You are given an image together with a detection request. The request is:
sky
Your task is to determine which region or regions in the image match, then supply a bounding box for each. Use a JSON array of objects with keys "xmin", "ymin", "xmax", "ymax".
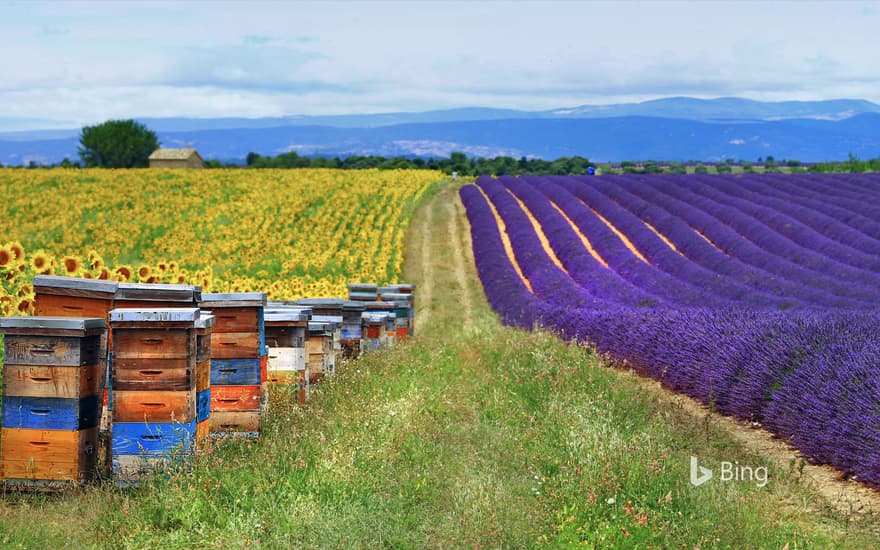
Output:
[{"xmin": 2, "ymin": 0, "xmax": 880, "ymax": 129}]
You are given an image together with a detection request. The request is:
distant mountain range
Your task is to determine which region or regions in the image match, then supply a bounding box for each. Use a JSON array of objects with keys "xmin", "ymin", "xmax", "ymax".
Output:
[{"xmin": 2, "ymin": 97, "xmax": 880, "ymax": 165}]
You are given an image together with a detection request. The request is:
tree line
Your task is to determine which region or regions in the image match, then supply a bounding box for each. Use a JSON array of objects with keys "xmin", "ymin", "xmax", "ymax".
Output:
[
  {"xmin": 4, "ymin": 119, "xmax": 880, "ymax": 175},
  {"xmin": 239, "ymin": 150, "xmax": 596, "ymax": 176}
]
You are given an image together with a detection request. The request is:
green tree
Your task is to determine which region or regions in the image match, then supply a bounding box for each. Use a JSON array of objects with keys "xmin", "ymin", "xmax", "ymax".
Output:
[{"xmin": 78, "ymin": 119, "xmax": 159, "ymax": 168}]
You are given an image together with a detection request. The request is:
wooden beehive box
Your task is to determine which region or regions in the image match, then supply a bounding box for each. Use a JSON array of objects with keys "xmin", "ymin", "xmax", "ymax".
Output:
[
  {"xmin": 33, "ymin": 276, "xmax": 118, "ymax": 322},
  {"xmin": 360, "ymin": 312, "xmax": 389, "ymax": 354},
  {"xmin": 1, "ymin": 316, "xmax": 106, "ymax": 489},
  {"xmin": 365, "ymin": 301, "xmax": 397, "ymax": 348},
  {"xmin": 33, "ymin": 275, "xmax": 118, "ymax": 429},
  {"xmin": 382, "ymin": 283, "xmax": 416, "ymax": 336},
  {"xmin": 264, "ymin": 308, "xmax": 311, "ymax": 405},
  {"xmin": 200, "ymin": 293, "xmax": 266, "ymax": 360},
  {"xmin": 306, "ymin": 321, "xmax": 334, "ymax": 383},
  {"xmin": 200, "ymin": 293, "xmax": 266, "ymax": 437},
  {"xmin": 108, "ymin": 308, "xmax": 203, "ymax": 481},
  {"xmin": 347, "ymin": 282, "xmax": 378, "ymax": 302},
  {"xmin": 114, "ymin": 282, "xmax": 201, "ymax": 309},
  {"xmin": 379, "ymin": 292, "xmax": 412, "ymax": 339},
  {"xmin": 341, "ymin": 301, "xmax": 365, "ymax": 357}
]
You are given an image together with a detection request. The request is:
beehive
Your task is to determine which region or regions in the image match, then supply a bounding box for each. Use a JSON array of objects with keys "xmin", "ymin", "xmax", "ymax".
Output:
[
  {"xmin": 341, "ymin": 301, "xmax": 365, "ymax": 357},
  {"xmin": 33, "ymin": 276, "xmax": 118, "ymax": 431},
  {"xmin": 306, "ymin": 321, "xmax": 334, "ymax": 382},
  {"xmin": 200, "ymin": 292, "xmax": 266, "ymax": 437},
  {"xmin": 365, "ymin": 301, "xmax": 397, "ymax": 348},
  {"xmin": 347, "ymin": 282, "xmax": 378, "ymax": 302},
  {"xmin": 378, "ymin": 292, "xmax": 412, "ymax": 339},
  {"xmin": 312, "ymin": 315, "xmax": 342, "ymax": 374},
  {"xmin": 360, "ymin": 312, "xmax": 390, "ymax": 353},
  {"xmin": 380, "ymin": 283, "xmax": 416, "ymax": 336},
  {"xmin": 108, "ymin": 308, "xmax": 203, "ymax": 482},
  {"xmin": 264, "ymin": 307, "xmax": 311, "ymax": 405},
  {"xmin": 1, "ymin": 316, "xmax": 106, "ymax": 490}
]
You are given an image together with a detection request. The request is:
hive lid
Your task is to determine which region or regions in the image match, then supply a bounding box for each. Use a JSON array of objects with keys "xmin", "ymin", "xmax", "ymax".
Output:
[
  {"xmin": 382, "ymin": 283, "xmax": 415, "ymax": 292},
  {"xmin": 365, "ymin": 301, "xmax": 395, "ymax": 310},
  {"xmin": 195, "ymin": 314, "xmax": 215, "ymax": 329},
  {"xmin": 308, "ymin": 321, "xmax": 335, "ymax": 333},
  {"xmin": 361, "ymin": 312, "xmax": 390, "ymax": 323},
  {"xmin": 265, "ymin": 310, "xmax": 311, "ymax": 322},
  {"xmin": 200, "ymin": 292, "xmax": 267, "ymax": 308},
  {"xmin": 109, "ymin": 308, "xmax": 200, "ymax": 323},
  {"xmin": 0, "ymin": 316, "xmax": 106, "ymax": 331},
  {"xmin": 342, "ymin": 301, "xmax": 366, "ymax": 311},
  {"xmin": 295, "ymin": 298, "xmax": 345, "ymax": 307},
  {"xmin": 312, "ymin": 315, "xmax": 343, "ymax": 324},
  {"xmin": 379, "ymin": 292, "xmax": 412, "ymax": 302},
  {"xmin": 33, "ymin": 275, "xmax": 118, "ymax": 296},
  {"xmin": 116, "ymin": 282, "xmax": 201, "ymax": 302},
  {"xmin": 347, "ymin": 282, "xmax": 378, "ymax": 292}
]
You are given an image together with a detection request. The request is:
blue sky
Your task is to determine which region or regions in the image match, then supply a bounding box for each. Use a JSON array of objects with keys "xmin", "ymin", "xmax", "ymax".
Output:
[{"xmin": 2, "ymin": 0, "xmax": 879, "ymax": 129}]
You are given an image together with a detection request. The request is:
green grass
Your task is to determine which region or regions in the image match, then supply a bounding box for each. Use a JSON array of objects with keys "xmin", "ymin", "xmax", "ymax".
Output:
[{"xmin": 1, "ymin": 181, "xmax": 878, "ymax": 547}]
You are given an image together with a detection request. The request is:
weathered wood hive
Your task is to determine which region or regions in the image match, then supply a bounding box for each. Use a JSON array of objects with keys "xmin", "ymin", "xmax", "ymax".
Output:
[
  {"xmin": 199, "ymin": 293, "xmax": 267, "ymax": 437},
  {"xmin": 1, "ymin": 316, "xmax": 106, "ymax": 490},
  {"xmin": 108, "ymin": 308, "xmax": 206, "ymax": 482}
]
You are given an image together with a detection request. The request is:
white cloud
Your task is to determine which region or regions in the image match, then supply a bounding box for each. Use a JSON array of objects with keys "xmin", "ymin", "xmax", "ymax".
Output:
[{"xmin": 1, "ymin": 0, "xmax": 879, "ymax": 126}]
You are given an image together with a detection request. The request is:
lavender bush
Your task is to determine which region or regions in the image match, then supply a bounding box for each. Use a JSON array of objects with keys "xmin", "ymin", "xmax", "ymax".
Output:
[{"xmin": 461, "ymin": 173, "xmax": 880, "ymax": 487}]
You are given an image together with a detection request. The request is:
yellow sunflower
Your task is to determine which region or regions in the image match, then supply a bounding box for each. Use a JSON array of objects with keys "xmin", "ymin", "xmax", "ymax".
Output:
[
  {"xmin": 115, "ymin": 265, "xmax": 133, "ymax": 282},
  {"xmin": 62, "ymin": 256, "xmax": 81, "ymax": 275},
  {"xmin": 9, "ymin": 241, "xmax": 25, "ymax": 262},
  {"xmin": 30, "ymin": 250, "xmax": 53, "ymax": 274},
  {"xmin": 17, "ymin": 297, "xmax": 34, "ymax": 314},
  {"xmin": 136, "ymin": 264, "xmax": 152, "ymax": 281},
  {"xmin": 0, "ymin": 245, "xmax": 13, "ymax": 268}
]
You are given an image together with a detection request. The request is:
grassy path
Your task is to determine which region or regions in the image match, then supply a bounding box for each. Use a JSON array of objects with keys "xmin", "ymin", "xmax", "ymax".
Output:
[{"xmin": 1, "ymin": 180, "xmax": 878, "ymax": 547}]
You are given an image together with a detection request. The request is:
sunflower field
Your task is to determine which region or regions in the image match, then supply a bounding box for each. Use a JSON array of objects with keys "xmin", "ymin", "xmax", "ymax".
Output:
[{"xmin": 0, "ymin": 168, "xmax": 440, "ymax": 315}]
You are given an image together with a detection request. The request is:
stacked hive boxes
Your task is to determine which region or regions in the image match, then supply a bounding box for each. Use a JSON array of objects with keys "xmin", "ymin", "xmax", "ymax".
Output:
[
  {"xmin": 200, "ymin": 293, "xmax": 267, "ymax": 437},
  {"xmin": 347, "ymin": 283, "xmax": 378, "ymax": 303},
  {"xmin": 378, "ymin": 291, "xmax": 413, "ymax": 339},
  {"xmin": 296, "ymin": 298, "xmax": 345, "ymax": 380},
  {"xmin": 387, "ymin": 283, "xmax": 416, "ymax": 336},
  {"xmin": 112, "ymin": 283, "xmax": 201, "ymax": 411},
  {"xmin": 365, "ymin": 301, "xmax": 397, "ymax": 348},
  {"xmin": 360, "ymin": 312, "xmax": 391, "ymax": 353},
  {"xmin": 32, "ymin": 276, "xmax": 117, "ymax": 422},
  {"xmin": 305, "ymin": 320, "xmax": 333, "ymax": 382},
  {"xmin": 341, "ymin": 301, "xmax": 365, "ymax": 357},
  {"xmin": 264, "ymin": 305, "xmax": 311, "ymax": 405},
  {"xmin": 109, "ymin": 308, "xmax": 207, "ymax": 482},
  {"xmin": 1, "ymin": 317, "xmax": 106, "ymax": 489}
]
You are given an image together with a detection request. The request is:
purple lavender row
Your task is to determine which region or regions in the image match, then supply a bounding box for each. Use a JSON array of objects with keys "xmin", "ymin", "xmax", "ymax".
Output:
[
  {"xmin": 548, "ymin": 176, "xmax": 793, "ymax": 309},
  {"xmin": 531, "ymin": 177, "xmax": 734, "ymax": 308},
  {"xmin": 581, "ymin": 176, "xmax": 863, "ymax": 308},
  {"xmin": 458, "ymin": 184, "xmax": 541, "ymax": 328},
  {"xmin": 683, "ymin": 175, "xmax": 880, "ymax": 273},
  {"xmin": 770, "ymin": 173, "xmax": 880, "ymax": 221},
  {"xmin": 622, "ymin": 177, "xmax": 880, "ymax": 300},
  {"xmin": 461, "ymin": 175, "xmax": 880, "ymax": 487},
  {"xmin": 535, "ymin": 303, "xmax": 880, "ymax": 488},
  {"xmin": 728, "ymin": 174, "xmax": 880, "ymax": 245},
  {"xmin": 492, "ymin": 175, "xmax": 661, "ymax": 307},
  {"xmin": 475, "ymin": 177, "xmax": 610, "ymax": 309},
  {"xmin": 649, "ymin": 176, "xmax": 880, "ymax": 285}
]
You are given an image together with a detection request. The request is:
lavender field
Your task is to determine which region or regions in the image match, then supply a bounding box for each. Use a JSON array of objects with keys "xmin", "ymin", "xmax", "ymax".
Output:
[{"xmin": 460, "ymin": 173, "xmax": 880, "ymax": 488}]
